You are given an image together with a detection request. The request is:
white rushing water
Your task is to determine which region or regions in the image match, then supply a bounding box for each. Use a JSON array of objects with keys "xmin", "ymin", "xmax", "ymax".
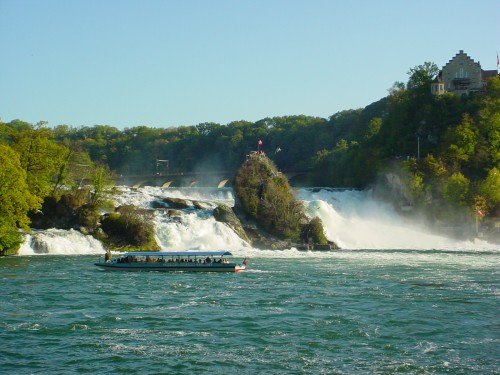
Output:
[
  {"xmin": 297, "ymin": 189, "xmax": 497, "ymax": 251},
  {"xmin": 18, "ymin": 229, "xmax": 105, "ymax": 255},
  {"xmin": 18, "ymin": 186, "xmax": 499, "ymax": 256}
]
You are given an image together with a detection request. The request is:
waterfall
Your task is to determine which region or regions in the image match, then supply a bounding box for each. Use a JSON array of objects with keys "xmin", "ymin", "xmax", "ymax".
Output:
[
  {"xmin": 116, "ymin": 186, "xmax": 249, "ymax": 251},
  {"xmin": 17, "ymin": 186, "xmax": 498, "ymax": 255},
  {"xmin": 297, "ymin": 188, "xmax": 497, "ymax": 251},
  {"xmin": 18, "ymin": 229, "xmax": 105, "ymax": 255}
]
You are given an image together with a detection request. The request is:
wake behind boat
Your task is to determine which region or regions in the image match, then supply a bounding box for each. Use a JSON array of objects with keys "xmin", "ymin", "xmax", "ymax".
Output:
[{"xmin": 94, "ymin": 251, "xmax": 247, "ymax": 272}]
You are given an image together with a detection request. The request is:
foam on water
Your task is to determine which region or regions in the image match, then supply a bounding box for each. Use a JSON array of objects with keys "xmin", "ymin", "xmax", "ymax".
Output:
[
  {"xmin": 297, "ymin": 188, "xmax": 499, "ymax": 252},
  {"xmin": 17, "ymin": 186, "xmax": 499, "ymax": 256},
  {"xmin": 153, "ymin": 211, "xmax": 249, "ymax": 251},
  {"xmin": 113, "ymin": 186, "xmax": 234, "ymax": 209},
  {"xmin": 18, "ymin": 229, "xmax": 105, "ymax": 255}
]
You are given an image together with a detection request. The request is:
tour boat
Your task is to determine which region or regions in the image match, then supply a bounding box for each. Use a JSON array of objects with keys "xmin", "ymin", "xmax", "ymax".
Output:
[{"xmin": 94, "ymin": 251, "xmax": 247, "ymax": 272}]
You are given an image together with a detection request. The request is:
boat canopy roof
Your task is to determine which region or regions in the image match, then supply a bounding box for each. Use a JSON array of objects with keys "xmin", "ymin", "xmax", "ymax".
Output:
[{"xmin": 123, "ymin": 251, "xmax": 232, "ymax": 257}]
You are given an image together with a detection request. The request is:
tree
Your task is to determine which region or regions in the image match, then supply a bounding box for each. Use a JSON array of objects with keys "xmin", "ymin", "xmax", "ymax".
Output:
[
  {"xmin": 388, "ymin": 81, "xmax": 406, "ymax": 96},
  {"xmin": 88, "ymin": 165, "xmax": 114, "ymax": 209},
  {"xmin": 51, "ymin": 150, "xmax": 94, "ymax": 196},
  {"xmin": 0, "ymin": 145, "xmax": 40, "ymax": 254},
  {"xmin": 11, "ymin": 122, "xmax": 69, "ymax": 199},
  {"xmin": 480, "ymin": 167, "xmax": 500, "ymax": 210},
  {"xmin": 364, "ymin": 117, "xmax": 382, "ymax": 140},
  {"xmin": 443, "ymin": 172, "xmax": 470, "ymax": 206},
  {"xmin": 407, "ymin": 62, "xmax": 439, "ymax": 90},
  {"xmin": 302, "ymin": 217, "xmax": 328, "ymax": 245},
  {"xmin": 446, "ymin": 114, "xmax": 478, "ymax": 166}
]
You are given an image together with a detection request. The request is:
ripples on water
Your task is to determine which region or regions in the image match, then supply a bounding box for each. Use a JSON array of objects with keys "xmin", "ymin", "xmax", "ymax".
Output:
[{"xmin": 0, "ymin": 253, "xmax": 499, "ymax": 374}]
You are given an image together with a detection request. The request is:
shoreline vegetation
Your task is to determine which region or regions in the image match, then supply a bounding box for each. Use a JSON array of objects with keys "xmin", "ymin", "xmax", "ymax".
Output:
[{"xmin": 1, "ymin": 65, "xmax": 499, "ymax": 255}]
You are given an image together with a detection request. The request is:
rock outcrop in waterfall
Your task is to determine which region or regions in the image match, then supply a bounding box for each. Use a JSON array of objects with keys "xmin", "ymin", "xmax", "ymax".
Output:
[{"xmin": 229, "ymin": 153, "xmax": 338, "ymax": 249}]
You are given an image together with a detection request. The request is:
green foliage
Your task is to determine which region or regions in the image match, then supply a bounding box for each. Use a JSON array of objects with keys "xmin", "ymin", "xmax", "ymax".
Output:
[
  {"xmin": 409, "ymin": 172, "xmax": 425, "ymax": 200},
  {"xmin": 302, "ymin": 217, "xmax": 328, "ymax": 245},
  {"xmin": 101, "ymin": 205, "xmax": 159, "ymax": 249},
  {"xmin": 364, "ymin": 117, "xmax": 382, "ymax": 140},
  {"xmin": 443, "ymin": 172, "xmax": 470, "ymax": 206},
  {"xmin": 75, "ymin": 205, "xmax": 101, "ymax": 229},
  {"xmin": 10, "ymin": 122, "xmax": 69, "ymax": 198},
  {"xmin": 446, "ymin": 114, "xmax": 478, "ymax": 165},
  {"xmin": 480, "ymin": 167, "xmax": 500, "ymax": 209},
  {"xmin": 0, "ymin": 224, "xmax": 23, "ymax": 256},
  {"xmin": 0, "ymin": 62, "xmax": 497, "ymax": 238},
  {"xmin": 51, "ymin": 150, "xmax": 94, "ymax": 197},
  {"xmin": 88, "ymin": 165, "xmax": 115, "ymax": 209},
  {"xmin": 420, "ymin": 154, "xmax": 447, "ymax": 180},
  {"xmin": 234, "ymin": 154, "xmax": 306, "ymax": 240},
  {"xmin": 0, "ymin": 145, "xmax": 40, "ymax": 254},
  {"xmin": 407, "ymin": 62, "xmax": 439, "ymax": 90}
]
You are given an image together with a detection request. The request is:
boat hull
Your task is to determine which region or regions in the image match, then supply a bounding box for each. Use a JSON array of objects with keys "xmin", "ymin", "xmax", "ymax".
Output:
[{"xmin": 94, "ymin": 262, "xmax": 245, "ymax": 272}]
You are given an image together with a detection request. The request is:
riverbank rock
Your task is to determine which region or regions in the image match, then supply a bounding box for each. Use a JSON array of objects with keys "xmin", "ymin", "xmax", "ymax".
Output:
[
  {"xmin": 193, "ymin": 201, "xmax": 210, "ymax": 210},
  {"xmin": 163, "ymin": 197, "xmax": 192, "ymax": 209},
  {"xmin": 100, "ymin": 205, "xmax": 160, "ymax": 251},
  {"xmin": 213, "ymin": 204, "xmax": 251, "ymax": 243},
  {"xmin": 166, "ymin": 209, "xmax": 183, "ymax": 218},
  {"xmin": 151, "ymin": 200, "xmax": 167, "ymax": 209},
  {"xmin": 240, "ymin": 221, "xmax": 291, "ymax": 250}
]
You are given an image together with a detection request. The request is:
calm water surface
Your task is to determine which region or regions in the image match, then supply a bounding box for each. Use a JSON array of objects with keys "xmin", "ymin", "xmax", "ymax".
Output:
[{"xmin": 0, "ymin": 252, "xmax": 499, "ymax": 374}]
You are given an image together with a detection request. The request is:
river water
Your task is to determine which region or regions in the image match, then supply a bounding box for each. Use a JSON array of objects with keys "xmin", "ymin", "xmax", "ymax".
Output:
[
  {"xmin": 1, "ymin": 250, "xmax": 499, "ymax": 374},
  {"xmin": 2, "ymin": 187, "xmax": 499, "ymax": 373}
]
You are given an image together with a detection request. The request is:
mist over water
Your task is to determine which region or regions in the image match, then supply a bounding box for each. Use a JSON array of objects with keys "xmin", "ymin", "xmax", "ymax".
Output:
[
  {"xmin": 18, "ymin": 186, "xmax": 499, "ymax": 256},
  {"xmin": 297, "ymin": 189, "xmax": 496, "ymax": 251}
]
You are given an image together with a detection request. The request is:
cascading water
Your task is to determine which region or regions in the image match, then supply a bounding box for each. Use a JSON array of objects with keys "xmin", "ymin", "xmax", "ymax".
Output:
[
  {"xmin": 154, "ymin": 211, "xmax": 249, "ymax": 251},
  {"xmin": 297, "ymin": 188, "xmax": 496, "ymax": 251},
  {"xmin": 18, "ymin": 229, "xmax": 105, "ymax": 255},
  {"xmin": 17, "ymin": 186, "xmax": 498, "ymax": 256},
  {"xmin": 115, "ymin": 186, "xmax": 248, "ymax": 251}
]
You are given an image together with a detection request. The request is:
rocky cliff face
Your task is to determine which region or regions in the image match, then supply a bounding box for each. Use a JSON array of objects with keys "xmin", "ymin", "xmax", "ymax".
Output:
[
  {"xmin": 233, "ymin": 153, "xmax": 306, "ymax": 240},
  {"xmin": 231, "ymin": 153, "xmax": 335, "ymax": 249},
  {"xmin": 213, "ymin": 204, "xmax": 251, "ymax": 244}
]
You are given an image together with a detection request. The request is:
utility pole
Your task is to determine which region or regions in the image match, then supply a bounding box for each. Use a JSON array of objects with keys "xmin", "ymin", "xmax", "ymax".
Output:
[{"xmin": 417, "ymin": 135, "xmax": 420, "ymax": 160}]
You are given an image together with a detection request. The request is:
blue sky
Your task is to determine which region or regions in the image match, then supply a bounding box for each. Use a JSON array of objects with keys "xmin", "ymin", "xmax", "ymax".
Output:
[{"xmin": 1, "ymin": 0, "xmax": 498, "ymax": 129}]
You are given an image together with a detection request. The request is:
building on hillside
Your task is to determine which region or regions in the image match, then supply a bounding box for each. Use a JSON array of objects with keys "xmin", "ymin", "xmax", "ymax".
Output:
[{"xmin": 431, "ymin": 50, "xmax": 498, "ymax": 96}]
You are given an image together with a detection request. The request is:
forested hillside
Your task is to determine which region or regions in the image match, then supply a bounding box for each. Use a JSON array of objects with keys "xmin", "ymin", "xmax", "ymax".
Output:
[{"xmin": 1, "ymin": 63, "xmax": 499, "ymax": 252}]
